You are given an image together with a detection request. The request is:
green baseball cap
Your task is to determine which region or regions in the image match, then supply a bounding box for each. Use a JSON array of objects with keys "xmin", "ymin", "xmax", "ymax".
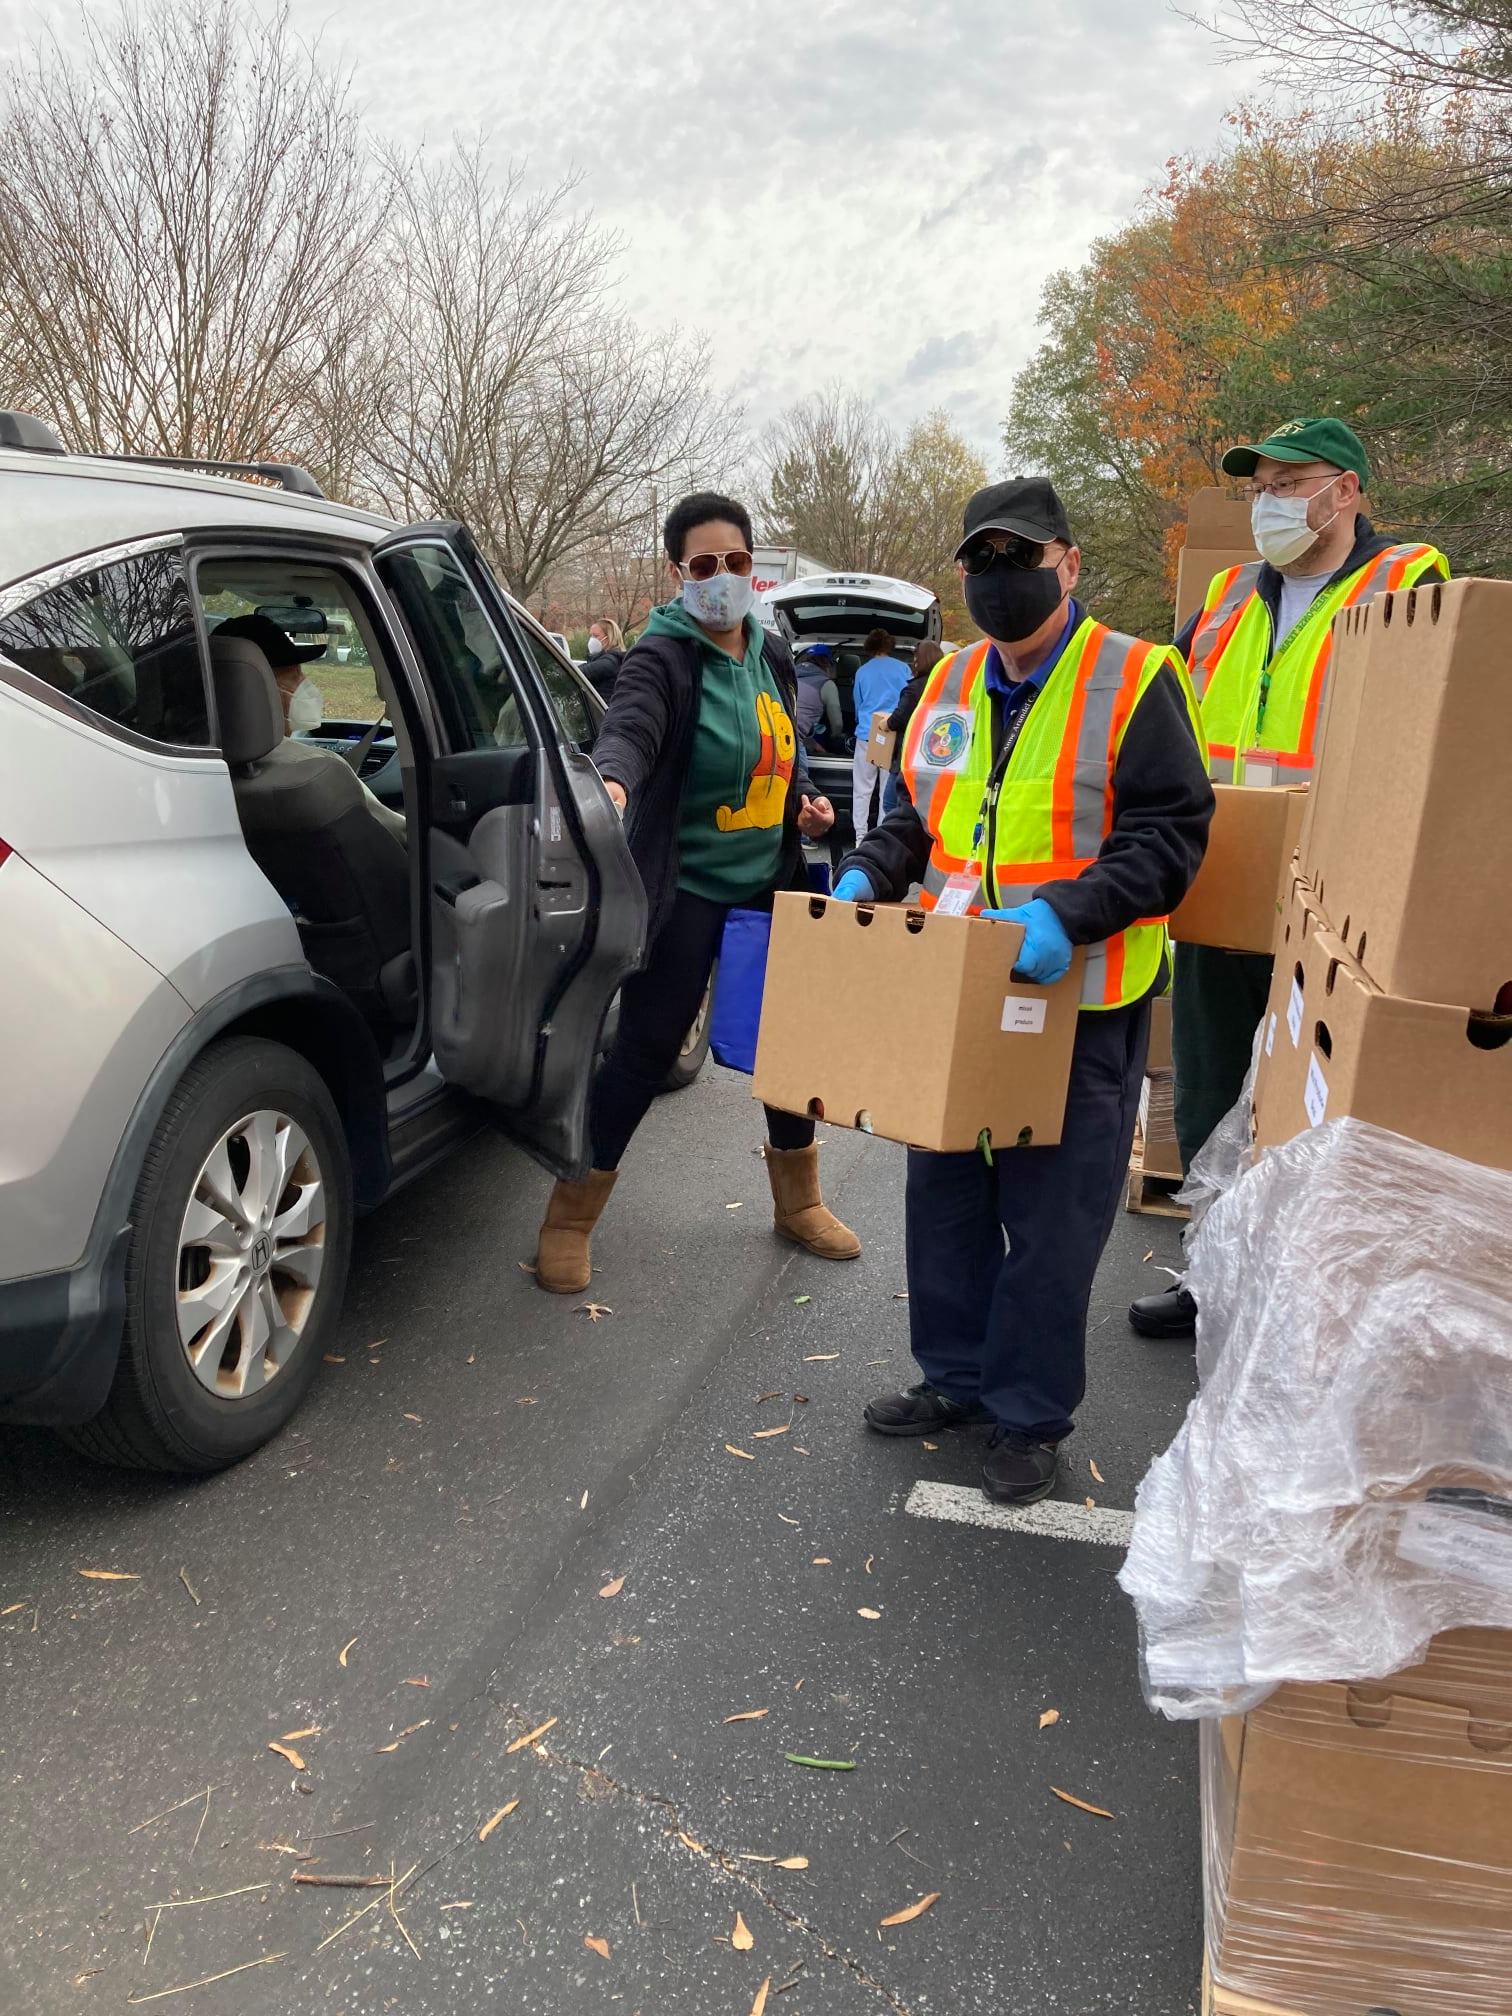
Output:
[{"xmin": 1221, "ymin": 417, "xmax": 1369, "ymax": 486}]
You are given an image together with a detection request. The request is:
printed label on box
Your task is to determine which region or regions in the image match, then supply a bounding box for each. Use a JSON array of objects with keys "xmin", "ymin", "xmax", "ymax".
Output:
[
  {"xmin": 1304, "ymin": 1051, "xmax": 1329, "ymax": 1128},
  {"xmin": 1001, "ymin": 995, "xmax": 1047, "ymax": 1035},
  {"xmin": 1265, "ymin": 1011, "xmax": 1276, "ymax": 1057},
  {"xmin": 1286, "ymin": 977, "xmax": 1304, "ymax": 1048}
]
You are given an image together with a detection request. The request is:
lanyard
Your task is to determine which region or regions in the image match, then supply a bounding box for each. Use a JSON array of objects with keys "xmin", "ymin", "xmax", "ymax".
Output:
[{"xmin": 973, "ymin": 685, "xmax": 1042, "ymax": 905}]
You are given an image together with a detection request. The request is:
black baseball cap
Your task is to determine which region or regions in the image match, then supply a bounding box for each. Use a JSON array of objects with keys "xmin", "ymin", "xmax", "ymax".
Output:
[
  {"xmin": 214, "ymin": 612, "xmax": 326, "ymax": 667},
  {"xmin": 954, "ymin": 478, "xmax": 1073, "ymax": 560}
]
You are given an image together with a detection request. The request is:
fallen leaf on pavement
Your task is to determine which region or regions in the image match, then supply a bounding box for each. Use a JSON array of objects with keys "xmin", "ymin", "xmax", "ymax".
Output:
[
  {"xmin": 399, "ymin": 1720, "xmax": 431, "ymax": 1739},
  {"xmin": 78, "ymin": 1569, "xmax": 138, "ymax": 1581},
  {"xmin": 281, "ymin": 1726, "xmax": 321, "ymax": 1742},
  {"xmin": 580, "ymin": 1491, "xmax": 589, "ymax": 1509},
  {"xmin": 1, "ymin": 1602, "xmax": 28, "ymax": 1617},
  {"xmin": 892, "ymin": 1290, "xmax": 909, "ymax": 1300},
  {"xmin": 402, "ymin": 1677, "xmax": 431, "ymax": 1688},
  {"xmin": 1089, "ymin": 1459, "xmax": 1105, "ymax": 1484},
  {"xmin": 777, "ymin": 1514, "xmax": 800, "ymax": 1527},
  {"xmin": 776, "ymin": 1856, "xmax": 809, "ymax": 1870},
  {"xmin": 506, "ymin": 1716, "xmax": 558, "ymax": 1754},
  {"xmin": 375, "ymin": 1742, "xmax": 400, "ymax": 1753},
  {"xmin": 864, "ymin": 1555, "xmax": 875, "ymax": 1574},
  {"xmin": 811, "ymin": 1557, "xmax": 831, "ymax": 1566},
  {"xmin": 756, "ymin": 1391, "xmax": 784, "ymax": 1404},
  {"xmin": 880, "ymin": 1892, "xmax": 940, "ymax": 1928},
  {"xmin": 478, "ymin": 1799, "xmax": 519, "ymax": 1841},
  {"xmin": 323, "ymin": 1354, "xmax": 344, "ymax": 1364},
  {"xmin": 403, "ymin": 1413, "xmax": 423, "ymax": 1424},
  {"xmin": 803, "ymin": 1353, "xmax": 838, "ymax": 1362},
  {"xmin": 792, "ymin": 1393, "xmax": 809, "ymax": 1404},
  {"xmin": 1051, "ymin": 1786, "xmax": 1115, "ymax": 1819},
  {"xmin": 580, "ymin": 1303, "xmax": 613, "ymax": 1322},
  {"xmin": 857, "ymin": 1608, "xmax": 882, "ymax": 1621},
  {"xmin": 793, "ymin": 1295, "xmax": 811, "ymax": 1305},
  {"xmin": 726, "ymin": 1201, "xmax": 744, "ymax": 1211},
  {"xmin": 598, "ymin": 1577, "xmax": 625, "ymax": 1599},
  {"xmin": 731, "ymin": 1912, "xmax": 754, "ymax": 1951},
  {"xmin": 267, "ymin": 1742, "xmax": 306, "ymax": 1771},
  {"xmin": 739, "ymin": 1853, "xmax": 777, "ymax": 1863},
  {"xmin": 517, "ymin": 1261, "xmax": 537, "ymax": 1275},
  {"xmin": 338, "ymin": 1637, "xmax": 358, "ymax": 1668},
  {"xmin": 785, "ymin": 1753, "xmax": 855, "ymax": 1770},
  {"xmin": 752, "ymin": 1425, "xmax": 789, "ymax": 1439},
  {"xmin": 1142, "ymin": 1249, "xmax": 1154, "ymax": 1263},
  {"xmin": 1085, "ymin": 1497, "xmax": 1097, "ymax": 1510},
  {"xmin": 1039, "ymin": 1709, "xmax": 1061, "ymax": 1730},
  {"xmin": 723, "ymin": 1709, "xmax": 769, "ymax": 1723},
  {"xmin": 583, "ymin": 1935, "xmax": 610, "ymax": 1959},
  {"xmin": 726, "ymin": 1444, "xmax": 756, "ymax": 1461},
  {"xmin": 677, "ymin": 1831, "xmax": 706, "ymax": 1853},
  {"xmin": 751, "ymin": 1981, "xmax": 771, "ymax": 2016},
  {"xmin": 921, "ymin": 1440, "xmax": 940, "ymax": 1451}
]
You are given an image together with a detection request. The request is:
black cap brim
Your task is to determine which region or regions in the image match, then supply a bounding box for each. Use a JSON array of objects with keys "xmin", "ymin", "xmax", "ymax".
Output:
[{"xmin": 952, "ymin": 516, "xmax": 1060, "ymax": 561}]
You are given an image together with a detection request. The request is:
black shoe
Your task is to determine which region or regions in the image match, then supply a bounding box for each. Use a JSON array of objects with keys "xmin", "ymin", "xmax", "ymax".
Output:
[
  {"xmin": 864, "ymin": 1382, "xmax": 992, "ymax": 1437},
  {"xmin": 982, "ymin": 1430, "xmax": 1061, "ymax": 1504},
  {"xmin": 1128, "ymin": 1284, "xmax": 1198, "ymax": 1339}
]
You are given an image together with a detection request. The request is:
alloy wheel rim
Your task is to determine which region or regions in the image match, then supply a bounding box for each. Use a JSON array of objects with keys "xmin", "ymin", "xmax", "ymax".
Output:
[{"xmin": 175, "ymin": 1109, "xmax": 327, "ymax": 1399}]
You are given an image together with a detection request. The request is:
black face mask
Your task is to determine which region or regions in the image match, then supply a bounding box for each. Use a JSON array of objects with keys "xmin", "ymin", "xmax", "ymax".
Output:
[{"xmin": 963, "ymin": 557, "xmax": 1066, "ymax": 645}]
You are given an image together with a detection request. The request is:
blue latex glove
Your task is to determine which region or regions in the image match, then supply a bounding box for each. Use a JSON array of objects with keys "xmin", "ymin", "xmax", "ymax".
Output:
[
  {"xmin": 831, "ymin": 869, "xmax": 875, "ymax": 902},
  {"xmin": 981, "ymin": 897, "xmax": 1074, "ymax": 984}
]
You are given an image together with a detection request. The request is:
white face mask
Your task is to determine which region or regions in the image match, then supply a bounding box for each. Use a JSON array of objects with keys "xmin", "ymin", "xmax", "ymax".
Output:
[
  {"xmin": 1251, "ymin": 486, "xmax": 1340, "ymax": 569},
  {"xmin": 587, "ymin": 635, "xmax": 604, "ymax": 657},
  {"xmin": 288, "ymin": 675, "xmax": 324, "ymax": 732},
  {"xmin": 682, "ymin": 569, "xmax": 754, "ymax": 633}
]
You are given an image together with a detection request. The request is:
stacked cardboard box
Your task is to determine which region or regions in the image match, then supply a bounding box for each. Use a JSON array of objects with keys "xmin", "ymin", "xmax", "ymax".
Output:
[
  {"xmin": 1136, "ymin": 995, "xmax": 1182, "ymax": 1179},
  {"xmin": 1251, "ymin": 578, "xmax": 1512, "ymax": 1173},
  {"xmin": 1176, "ymin": 488, "xmax": 1258, "ymax": 632},
  {"xmin": 1203, "ymin": 1629, "xmax": 1512, "ymax": 2016},
  {"xmin": 1170, "ymin": 784, "xmax": 1309, "ymax": 955}
]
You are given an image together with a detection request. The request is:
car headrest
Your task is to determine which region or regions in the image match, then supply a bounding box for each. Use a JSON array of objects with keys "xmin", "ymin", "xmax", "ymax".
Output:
[{"xmin": 211, "ymin": 635, "xmax": 286, "ymax": 765}]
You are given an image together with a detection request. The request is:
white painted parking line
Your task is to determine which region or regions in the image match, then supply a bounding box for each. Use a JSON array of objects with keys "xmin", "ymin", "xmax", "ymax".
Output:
[{"xmin": 905, "ymin": 1480, "xmax": 1135, "ymax": 1548}]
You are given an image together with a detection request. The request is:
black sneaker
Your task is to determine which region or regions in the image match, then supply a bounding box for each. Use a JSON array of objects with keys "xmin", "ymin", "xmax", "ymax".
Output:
[
  {"xmin": 1128, "ymin": 1284, "xmax": 1198, "ymax": 1339},
  {"xmin": 982, "ymin": 1430, "xmax": 1061, "ymax": 1504},
  {"xmin": 863, "ymin": 1381, "xmax": 991, "ymax": 1438}
]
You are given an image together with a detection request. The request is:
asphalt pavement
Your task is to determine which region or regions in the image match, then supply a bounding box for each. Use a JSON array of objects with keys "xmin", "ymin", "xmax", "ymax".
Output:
[{"xmin": 0, "ymin": 1062, "xmax": 1201, "ymax": 2016}]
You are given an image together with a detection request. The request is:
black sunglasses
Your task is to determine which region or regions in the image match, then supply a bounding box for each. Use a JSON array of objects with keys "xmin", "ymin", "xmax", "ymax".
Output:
[{"xmin": 959, "ymin": 532, "xmax": 1048, "ymax": 577}]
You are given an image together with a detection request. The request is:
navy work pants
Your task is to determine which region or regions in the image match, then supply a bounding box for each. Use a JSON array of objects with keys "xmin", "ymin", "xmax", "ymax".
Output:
[{"xmin": 905, "ymin": 996, "xmax": 1150, "ymax": 1443}]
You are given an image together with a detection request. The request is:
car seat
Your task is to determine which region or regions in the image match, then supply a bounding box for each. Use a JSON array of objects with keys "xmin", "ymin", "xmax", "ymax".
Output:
[{"xmin": 211, "ymin": 634, "xmax": 416, "ymax": 1045}]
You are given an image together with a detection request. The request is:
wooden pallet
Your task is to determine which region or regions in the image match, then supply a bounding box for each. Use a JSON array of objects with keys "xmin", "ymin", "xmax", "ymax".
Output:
[
  {"xmin": 1126, "ymin": 1126, "xmax": 1190, "ymax": 1219},
  {"xmin": 1202, "ymin": 1956, "xmax": 1305, "ymax": 2016}
]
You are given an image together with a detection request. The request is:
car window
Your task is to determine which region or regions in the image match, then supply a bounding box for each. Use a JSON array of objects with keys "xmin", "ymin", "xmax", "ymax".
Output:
[
  {"xmin": 515, "ymin": 619, "xmax": 594, "ymax": 746},
  {"xmin": 0, "ymin": 547, "xmax": 209, "ymax": 747},
  {"xmin": 379, "ymin": 542, "xmax": 530, "ymax": 753},
  {"xmin": 196, "ymin": 559, "xmax": 390, "ymax": 730}
]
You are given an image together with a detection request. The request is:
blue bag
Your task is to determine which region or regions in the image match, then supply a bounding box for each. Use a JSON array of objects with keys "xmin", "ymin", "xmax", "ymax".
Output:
[{"xmin": 709, "ymin": 908, "xmax": 771, "ymax": 1076}]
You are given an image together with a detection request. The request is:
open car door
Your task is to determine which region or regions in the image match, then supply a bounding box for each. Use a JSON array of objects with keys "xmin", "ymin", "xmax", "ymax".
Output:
[{"xmin": 373, "ymin": 524, "xmax": 646, "ymax": 1177}]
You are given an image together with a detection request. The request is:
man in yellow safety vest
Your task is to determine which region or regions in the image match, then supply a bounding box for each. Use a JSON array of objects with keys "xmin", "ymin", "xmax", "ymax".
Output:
[
  {"xmin": 1130, "ymin": 418, "xmax": 1449, "ymax": 1342},
  {"xmin": 833, "ymin": 479, "xmax": 1214, "ymax": 1504}
]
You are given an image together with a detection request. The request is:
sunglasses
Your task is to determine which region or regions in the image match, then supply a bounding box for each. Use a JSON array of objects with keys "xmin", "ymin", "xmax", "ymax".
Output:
[
  {"xmin": 679, "ymin": 548, "xmax": 755, "ymax": 583},
  {"xmin": 959, "ymin": 533, "xmax": 1048, "ymax": 577}
]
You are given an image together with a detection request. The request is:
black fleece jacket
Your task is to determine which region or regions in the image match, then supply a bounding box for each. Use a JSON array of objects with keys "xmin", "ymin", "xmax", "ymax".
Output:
[
  {"xmin": 840, "ymin": 632, "xmax": 1214, "ymax": 950},
  {"xmin": 592, "ymin": 624, "xmax": 812, "ymax": 944},
  {"xmin": 1172, "ymin": 512, "xmax": 1446, "ymax": 662}
]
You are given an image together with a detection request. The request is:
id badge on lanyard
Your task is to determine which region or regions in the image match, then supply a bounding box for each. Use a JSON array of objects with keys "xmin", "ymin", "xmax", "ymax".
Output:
[{"xmin": 935, "ymin": 868, "xmax": 983, "ymax": 917}]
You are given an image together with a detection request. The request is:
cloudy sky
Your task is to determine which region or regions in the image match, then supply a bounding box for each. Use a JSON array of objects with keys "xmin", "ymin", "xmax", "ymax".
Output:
[{"xmin": 2, "ymin": 0, "xmax": 1265, "ymax": 462}]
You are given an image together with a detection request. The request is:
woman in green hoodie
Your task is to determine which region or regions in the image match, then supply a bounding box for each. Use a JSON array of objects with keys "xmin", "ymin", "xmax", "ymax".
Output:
[{"xmin": 532, "ymin": 492, "xmax": 861, "ymax": 1294}]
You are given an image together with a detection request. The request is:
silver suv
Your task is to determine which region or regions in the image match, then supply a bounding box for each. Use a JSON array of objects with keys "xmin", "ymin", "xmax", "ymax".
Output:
[{"xmin": 0, "ymin": 415, "xmax": 647, "ymax": 1472}]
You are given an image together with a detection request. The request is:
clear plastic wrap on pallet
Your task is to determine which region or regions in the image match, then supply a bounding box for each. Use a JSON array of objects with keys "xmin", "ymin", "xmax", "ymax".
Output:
[
  {"xmin": 1174, "ymin": 1046, "xmax": 1257, "ymax": 1236},
  {"xmin": 1200, "ymin": 1634, "xmax": 1512, "ymax": 2016},
  {"xmin": 1119, "ymin": 1117, "xmax": 1512, "ymax": 1721}
]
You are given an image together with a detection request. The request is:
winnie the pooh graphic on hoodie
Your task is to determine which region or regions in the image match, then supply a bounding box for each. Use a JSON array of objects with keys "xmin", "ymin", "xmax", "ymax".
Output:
[{"xmin": 644, "ymin": 599, "xmax": 798, "ymax": 905}]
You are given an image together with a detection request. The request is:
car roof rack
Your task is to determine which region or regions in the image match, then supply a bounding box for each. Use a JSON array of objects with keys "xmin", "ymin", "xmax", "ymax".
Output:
[{"xmin": 0, "ymin": 410, "xmax": 325, "ymax": 498}]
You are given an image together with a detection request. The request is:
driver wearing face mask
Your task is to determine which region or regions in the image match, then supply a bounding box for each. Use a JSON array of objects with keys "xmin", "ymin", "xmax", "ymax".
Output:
[
  {"xmin": 832, "ymin": 478, "xmax": 1215, "ymax": 1508},
  {"xmin": 1129, "ymin": 419, "xmax": 1449, "ymax": 1345},
  {"xmin": 213, "ymin": 612, "xmax": 407, "ymax": 846}
]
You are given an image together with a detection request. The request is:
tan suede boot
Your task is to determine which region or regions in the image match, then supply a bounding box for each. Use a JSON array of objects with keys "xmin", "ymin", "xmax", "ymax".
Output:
[
  {"xmin": 764, "ymin": 1144, "xmax": 862, "ymax": 1261},
  {"xmin": 534, "ymin": 1170, "xmax": 618, "ymax": 1294}
]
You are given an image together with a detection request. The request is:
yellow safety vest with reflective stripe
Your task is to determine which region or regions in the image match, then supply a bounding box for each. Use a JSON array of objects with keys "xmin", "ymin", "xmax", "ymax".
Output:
[
  {"xmin": 1188, "ymin": 542, "xmax": 1448, "ymax": 784},
  {"xmin": 901, "ymin": 617, "xmax": 1206, "ymax": 1011}
]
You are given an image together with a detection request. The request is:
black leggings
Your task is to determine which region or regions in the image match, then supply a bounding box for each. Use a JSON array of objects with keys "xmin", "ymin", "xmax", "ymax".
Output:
[{"xmin": 590, "ymin": 886, "xmax": 815, "ymax": 1171}]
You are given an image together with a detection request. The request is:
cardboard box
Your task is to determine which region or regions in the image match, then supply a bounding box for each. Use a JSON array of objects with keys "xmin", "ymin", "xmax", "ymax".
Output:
[
  {"xmin": 1176, "ymin": 488, "xmax": 1258, "ymax": 632},
  {"xmin": 1202, "ymin": 1630, "xmax": 1512, "ymax": 2016},
  {"xmin": 1147, "ymin": 991, "xmax": 1173, "ymax": 1074},
  {"xmin": 1169, "ymin": 785, "xmax": 1308, "ymax": 954},
  {"xmin": 1297, "ymin": 577, "xmax": 1512, "ymax": 1012},
  {"xmin": 1252, "ymin": 882, "xmax": 1512, "ymax": 1173},
  {"xmin": 752, "ymin": 893, "xmax": 1082, "ymax": 1153},
  {"xmin": 864, "ymin": 708, "xmax": 897, "ymax": 769},
  {"xmin": 1138, "ymin": 1072, "xmax": 1184, "ymax": 1178}
]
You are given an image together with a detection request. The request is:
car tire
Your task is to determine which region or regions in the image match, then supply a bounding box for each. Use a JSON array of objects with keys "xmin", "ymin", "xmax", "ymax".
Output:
[
  {"xmin": 61, "ymin": 1037, "xmax": 353, "ymax": 1475},
  {"xmin": 661, "ymin": 967, "xmax": 716, "ymax": 1092}
]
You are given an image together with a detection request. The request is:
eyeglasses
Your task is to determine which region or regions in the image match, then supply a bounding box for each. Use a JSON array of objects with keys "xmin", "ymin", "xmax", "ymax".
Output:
[
  {"xmin": 679, "ymin": 548, "xmax": 755, "ymax": 583},
  {"xmin": 1245, "ymin": 470, "xmax": 1338, "ymax": 501},
  {"xmin": 959, "ymin": 532, "xmax": 1048, "ymax": 576}
]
